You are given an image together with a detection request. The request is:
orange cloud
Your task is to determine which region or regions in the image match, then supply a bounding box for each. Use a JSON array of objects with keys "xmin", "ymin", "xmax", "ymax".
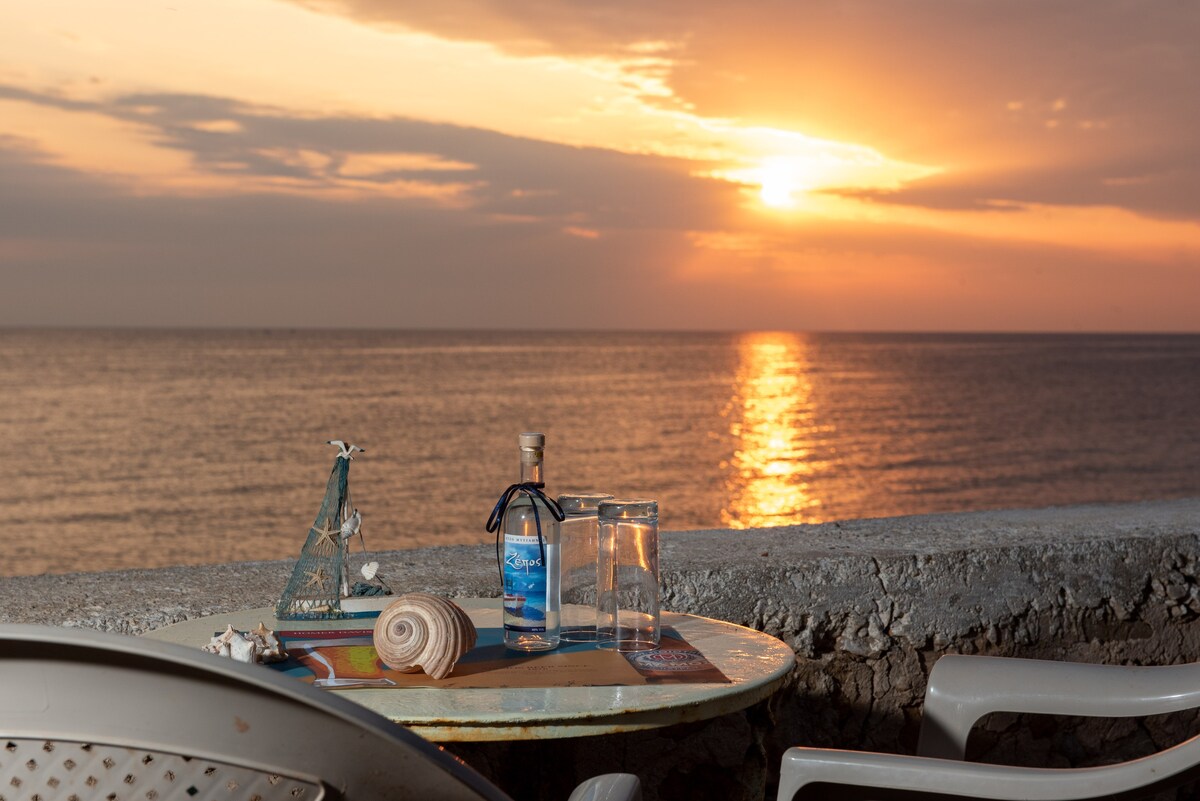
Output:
[{"xmin": 1, "ymin": 0, "xmax": 1198, "ymax": 331}]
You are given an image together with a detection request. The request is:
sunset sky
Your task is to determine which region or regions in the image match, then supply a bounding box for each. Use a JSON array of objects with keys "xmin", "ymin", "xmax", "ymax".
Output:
[{"xmin": 2, "ymin": 1, "xmax": 1197, "ymax": 331}]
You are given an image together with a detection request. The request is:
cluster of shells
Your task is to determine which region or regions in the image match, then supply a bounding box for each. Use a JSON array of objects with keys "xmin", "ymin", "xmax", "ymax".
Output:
[
  {"xmin": 202, "ymin": 622, "xmax": 288, "ymax": 664},
  {"xmin": 373, "ymin": 593, "xmax": 477, "ymax": 680}
]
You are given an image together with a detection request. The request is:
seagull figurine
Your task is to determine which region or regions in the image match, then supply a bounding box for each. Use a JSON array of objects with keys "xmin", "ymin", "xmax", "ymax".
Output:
[
  {"xmin": 340, "ymin": 508, "xmax": 361, "ymax": 540},
  {"xmin": 327, "ymin": 440, "xmax": 365, "ymax": 460}
]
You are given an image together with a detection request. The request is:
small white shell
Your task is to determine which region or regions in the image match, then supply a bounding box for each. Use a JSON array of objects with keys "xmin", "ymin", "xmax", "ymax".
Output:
[
  {"xmin": 341, "ymin": 509, "xmax": 361, "ymax": 539},
  {"xmin": 201, "ymin": 622, "xmax": 287, "ymax": 664},
  {"xmin": 202, "ymin": 624, "xmax": 256, "ymax": 662},
  {"xmin": 373, "ymin": 593, "xmax": 477, "ymax": 680},
  {"xmin": 227, "ymin": 630, "xmax": 257, "ymax": 663},
  {"xmin": 360, "ymin": 561, "xmax": 379, "ymax": 580},
  {"xmin": 248, "ymin": 621, "xmax": 288, "ymax": 663}
]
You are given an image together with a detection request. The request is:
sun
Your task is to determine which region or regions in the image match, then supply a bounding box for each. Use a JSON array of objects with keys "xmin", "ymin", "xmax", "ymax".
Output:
[
  {"xmin": 731, "ymin": 155, "xmax": 817, "ymax": 210},
  {"xmin": 759, "ymin": 169, "xmax": 799, "ymax": 208},
  {"xmin": 756, "ymin": 155, "xmax": 830, "ymax": 208}
]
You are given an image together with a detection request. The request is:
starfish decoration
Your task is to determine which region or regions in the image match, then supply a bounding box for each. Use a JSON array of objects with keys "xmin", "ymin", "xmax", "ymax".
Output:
[
  {"xmin": 311, "ymin": 520, "xmax": 340, "ymax": 555},
  {"xmin": 303, "ymin": 566, "xmax": 331, "ymax": 591}
]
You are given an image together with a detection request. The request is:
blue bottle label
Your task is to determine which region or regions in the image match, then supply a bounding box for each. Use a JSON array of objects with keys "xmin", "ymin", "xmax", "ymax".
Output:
[{"xmin": 503, "ymin": 534, "xmax": 547, "ymax": 632}]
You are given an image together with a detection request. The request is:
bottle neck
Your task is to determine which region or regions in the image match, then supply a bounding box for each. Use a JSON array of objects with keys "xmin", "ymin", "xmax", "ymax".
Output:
[{"xmin": 519, "ymin": 449, "xmax": 544, "ymax": 485}]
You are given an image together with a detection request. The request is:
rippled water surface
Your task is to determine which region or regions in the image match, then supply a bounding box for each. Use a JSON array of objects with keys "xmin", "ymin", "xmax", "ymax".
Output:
[{"xmin": 2, "ymin": 329, "xmax": 1197, "ymax": 576}]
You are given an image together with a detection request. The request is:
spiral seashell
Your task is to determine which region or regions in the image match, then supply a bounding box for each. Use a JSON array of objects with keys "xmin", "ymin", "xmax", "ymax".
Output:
[{"xmin": 373, "ymin": 593, "xmax": 477, "ymax": 680}]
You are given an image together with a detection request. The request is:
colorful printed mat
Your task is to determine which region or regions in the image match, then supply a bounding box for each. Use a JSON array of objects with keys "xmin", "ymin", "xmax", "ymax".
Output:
[{"xmin": 269, "ymin": 625, "xmax": 731, "ymax": 689}]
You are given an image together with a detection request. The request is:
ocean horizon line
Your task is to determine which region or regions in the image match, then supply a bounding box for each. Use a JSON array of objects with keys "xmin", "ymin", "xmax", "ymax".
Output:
[{"xmin": 3, "ymin": 325, "xmax": 1199, "ymax": 337}]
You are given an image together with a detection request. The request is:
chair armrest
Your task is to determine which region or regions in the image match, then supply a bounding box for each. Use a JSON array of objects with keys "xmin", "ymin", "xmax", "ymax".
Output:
[
  {"xmin": 567, "ymin": 773, "xmax": 641, "ymax": 801},
  {"xmin": 917, "ymin": 655, "xmax": 1200, "ymax": 759},
  {"xmin": 779, "ymin": 736, "xmax": 1200, "ymax": 801}
]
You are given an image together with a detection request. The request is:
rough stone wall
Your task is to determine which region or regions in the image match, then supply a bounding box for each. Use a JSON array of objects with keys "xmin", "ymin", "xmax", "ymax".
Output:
[
  {"xmin": 3, "ymin": 498, "xmax": 1200, "ymax": 800},
  {"xmin": 658, "ymin": 500, "xmax": 1200, "ymax": 797}
]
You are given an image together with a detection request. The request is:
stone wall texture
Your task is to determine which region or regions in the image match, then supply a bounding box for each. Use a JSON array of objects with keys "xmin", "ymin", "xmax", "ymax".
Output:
[{"xmin": 4, "ymin": 497, "xmax": 1200, "ymax": 800}]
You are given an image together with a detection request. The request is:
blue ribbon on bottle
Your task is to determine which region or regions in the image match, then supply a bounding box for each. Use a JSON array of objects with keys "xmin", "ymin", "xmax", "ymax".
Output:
[{"xmin": 486, "ymin": 482, "xmax": 566, "ymax": 581}]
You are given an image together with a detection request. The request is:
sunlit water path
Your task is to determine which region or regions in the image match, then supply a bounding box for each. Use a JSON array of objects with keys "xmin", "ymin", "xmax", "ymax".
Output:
[{"xmin": 1, "ymin": 329, "xmax": 1197, "ymax": 576}]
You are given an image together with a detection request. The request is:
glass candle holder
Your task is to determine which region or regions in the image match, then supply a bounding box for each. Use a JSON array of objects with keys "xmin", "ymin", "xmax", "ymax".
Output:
[{"xmin": 557, "ymin": 491, "xmax": 614, "ymax": 642}]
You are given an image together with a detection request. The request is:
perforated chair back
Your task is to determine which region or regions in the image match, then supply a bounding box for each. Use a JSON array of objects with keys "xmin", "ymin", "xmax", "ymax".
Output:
[
  {"xmin": 1, "ymin": 738, "xmax": 322, "ymax": 800},
  {"xmin": 0, "ymin": 624, "xmax": 510, "ymax": 801}
]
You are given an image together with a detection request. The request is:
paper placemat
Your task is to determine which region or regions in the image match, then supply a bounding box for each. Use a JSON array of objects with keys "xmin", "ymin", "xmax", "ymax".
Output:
[{"xmin": 270, "ymin": 626, "xmax": 731, "ymax": 689}]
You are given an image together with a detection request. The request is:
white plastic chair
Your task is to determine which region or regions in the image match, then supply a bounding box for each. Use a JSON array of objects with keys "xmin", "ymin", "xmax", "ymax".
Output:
[
  {"xmin": 779, "ymin": 653, "xmax": 1200, "ymax": 800},
  {"xmin": 0, "ymin": 624, "xmax": 639, "ymax": 801}
]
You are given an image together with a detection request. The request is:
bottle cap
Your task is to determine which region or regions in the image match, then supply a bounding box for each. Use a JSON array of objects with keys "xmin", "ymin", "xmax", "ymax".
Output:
[
  {"xmin": 558, "ymin": 492, "xmax": 615, "ymax": 514},
  {"xmin": 518, "ymin": 432, "xmax": 546, "ymax": 449}
]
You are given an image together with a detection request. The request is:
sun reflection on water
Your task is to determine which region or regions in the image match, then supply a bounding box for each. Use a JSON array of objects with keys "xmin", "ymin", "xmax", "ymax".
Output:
[{"xmin": 721, "ymin": 332, "xmax": 828, "ymax": 529}]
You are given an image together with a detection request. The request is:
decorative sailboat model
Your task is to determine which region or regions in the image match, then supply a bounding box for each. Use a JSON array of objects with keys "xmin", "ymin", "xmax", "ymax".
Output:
[{"xmin": 276, "ymin": 440, "xmax": 390, "ymax": 620}]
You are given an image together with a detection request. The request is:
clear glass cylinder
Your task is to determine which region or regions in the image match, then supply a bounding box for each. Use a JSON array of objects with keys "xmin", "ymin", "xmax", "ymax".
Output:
[
  {"xmin": 557, "ymin": 491, "xmax": 614, "ymax": 642},
  {"xmin": 597, "ymin": 499, "xmax": 660, "ymax": 652}
]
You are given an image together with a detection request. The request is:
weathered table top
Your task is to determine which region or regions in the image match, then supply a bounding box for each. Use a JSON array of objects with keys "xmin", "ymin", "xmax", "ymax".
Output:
[{"xmin": 143, "ymin": 597, "xmax": 795, "ymax": 742}]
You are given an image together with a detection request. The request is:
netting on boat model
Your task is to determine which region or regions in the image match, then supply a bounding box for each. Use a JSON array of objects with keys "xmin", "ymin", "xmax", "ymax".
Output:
[{"xmin": 275, "ymin": 456, "xmax": 349, "ymax": 621}]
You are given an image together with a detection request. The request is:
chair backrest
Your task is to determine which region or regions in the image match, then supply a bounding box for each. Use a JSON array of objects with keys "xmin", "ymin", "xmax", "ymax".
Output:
[
  {"xmin": 917, "ymin": 654, "xmax": 1200, "ymax": 760},
  {"xmin": 0, "ymin": 624, "xmax": 511, "ymax": 801}
]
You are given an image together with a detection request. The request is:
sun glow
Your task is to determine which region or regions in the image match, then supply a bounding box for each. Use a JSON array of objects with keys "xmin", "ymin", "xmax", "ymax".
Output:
[
  {"xmin": 759, "ymin": 168, "xmax": 799, "ymax": 208},
  {"xmin": 754, "ymin": 156, "xmax": 820, "ymax": 208},
  {"xmin": 713, "ymin": 128, "xmax": 939, "ymax": 213}
]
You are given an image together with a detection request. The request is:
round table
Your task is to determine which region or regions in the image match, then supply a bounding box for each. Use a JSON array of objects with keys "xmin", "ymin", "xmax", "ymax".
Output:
[{"xmin": 144, "ymin": 597, "xmax": 795, "ymax": 742}]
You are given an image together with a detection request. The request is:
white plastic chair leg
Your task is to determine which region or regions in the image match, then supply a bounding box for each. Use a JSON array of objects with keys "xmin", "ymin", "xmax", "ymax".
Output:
[{"xmin": 567, "ymin": 773, "xmax": 642, "ymax": 801}]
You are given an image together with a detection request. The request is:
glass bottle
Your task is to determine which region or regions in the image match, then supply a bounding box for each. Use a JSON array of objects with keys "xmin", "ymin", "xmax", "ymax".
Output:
[{"xmin": 502, "ymin": 432, "xmax": 561, "ymax": 651}]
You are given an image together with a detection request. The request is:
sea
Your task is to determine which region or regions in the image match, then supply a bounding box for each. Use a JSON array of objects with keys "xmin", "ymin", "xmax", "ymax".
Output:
[{"xmin": 1, "ymin": 329, "xmax": 1198, "ymax": 578}]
